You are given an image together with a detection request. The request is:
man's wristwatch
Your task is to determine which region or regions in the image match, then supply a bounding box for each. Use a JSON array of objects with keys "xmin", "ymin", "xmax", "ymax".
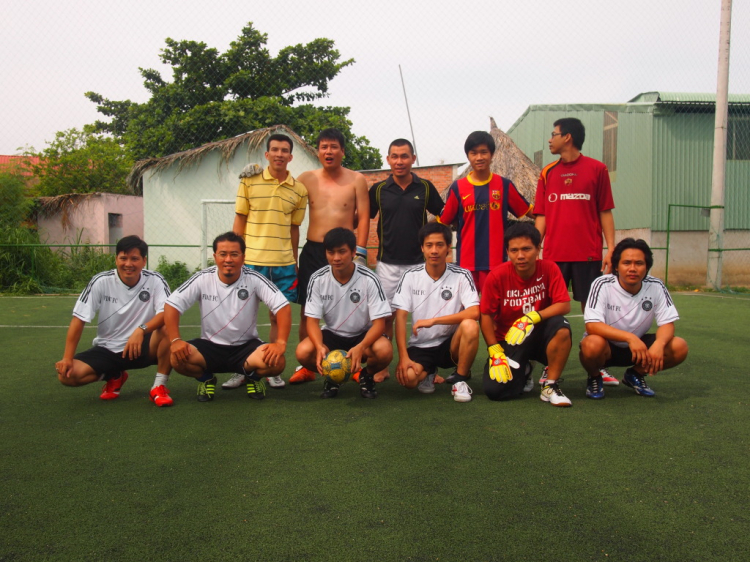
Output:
[{"xmin": 138, "ymin": 324, "xmax": 148, "ymax": 332}]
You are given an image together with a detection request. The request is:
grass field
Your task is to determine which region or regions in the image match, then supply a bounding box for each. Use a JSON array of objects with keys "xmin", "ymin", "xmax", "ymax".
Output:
[{"xmin": 1, "ymin": 293, "xmax": 749, "ymax": 561}]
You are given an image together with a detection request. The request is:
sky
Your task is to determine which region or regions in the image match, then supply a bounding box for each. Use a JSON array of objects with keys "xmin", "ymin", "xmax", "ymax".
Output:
[{"xmin": 1, "ymin": 0, "xmax": 747, "ymax": 166}]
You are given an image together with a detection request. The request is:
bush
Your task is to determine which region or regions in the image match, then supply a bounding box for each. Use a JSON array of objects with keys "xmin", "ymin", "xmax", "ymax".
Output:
[{"xmin": 155, "ymin": 256, "xmax": 192, "ymax": 290}]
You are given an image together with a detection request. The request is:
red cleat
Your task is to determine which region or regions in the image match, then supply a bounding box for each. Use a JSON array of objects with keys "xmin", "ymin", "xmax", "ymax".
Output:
[
  {"xmin": 289, "ymin": 366, "xmax": 316, "ymax": 384},
  {"xmin": 149, "ymin": 385, "xmax": 173, "ymax": 407},
  {"xmin": 100, "ymin": 371, "xmax": 128, "ymax": 400},
  {"xmin": 351, "ymin": 370, "xmax": 361, "ymax": 384}
]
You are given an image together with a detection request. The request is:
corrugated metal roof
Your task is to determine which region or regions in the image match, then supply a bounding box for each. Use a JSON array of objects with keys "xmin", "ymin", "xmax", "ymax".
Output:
[{"xmin": 628, "ymin": 91, "xmax": 750, "ymax": 104}]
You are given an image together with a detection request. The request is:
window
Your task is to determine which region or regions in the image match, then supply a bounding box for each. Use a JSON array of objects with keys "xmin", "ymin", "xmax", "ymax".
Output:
[
  {"xmin": 727, "ymin": 115, "xmax": 750, "ymax": 161},
  {"xmin": 108, "ymin": 213, "xmax": 123, "ymax": 252},
  {"xmin": 602, "ymin": 111, "xmax": 618, "ymax": 176}
]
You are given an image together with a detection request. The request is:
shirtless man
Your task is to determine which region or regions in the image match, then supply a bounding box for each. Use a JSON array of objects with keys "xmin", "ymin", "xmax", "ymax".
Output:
[{"xmin": 289, "ymin": 128, "xmax": 371, "ymax": 384}]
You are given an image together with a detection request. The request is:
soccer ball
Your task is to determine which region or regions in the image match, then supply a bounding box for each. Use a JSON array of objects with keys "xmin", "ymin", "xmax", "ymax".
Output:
[{"xmin": 321, "ymin": 349, "xmax": 352, "ymax": 385}]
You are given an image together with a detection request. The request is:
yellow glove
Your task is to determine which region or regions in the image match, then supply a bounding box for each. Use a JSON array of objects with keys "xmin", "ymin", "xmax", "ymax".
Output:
[
  {"xmin": 505, "ymin": 311, "xmax": 542, "ymax": 346},
  {"xmin": 488, "ymin": 344, "xmax": 512, "ymax": 383}
]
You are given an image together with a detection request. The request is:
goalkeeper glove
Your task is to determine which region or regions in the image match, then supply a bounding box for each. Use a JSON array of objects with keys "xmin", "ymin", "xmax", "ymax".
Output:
[
  {"xmin": 488, "ymin": 344, "xmax": 513, "ymax": 383},
  {"xmin": 505, "ymin": 311, "xmax": 542, "ymax": 346},
  {"xmin": 354, "ymin": 245, "xmax": 368, "ymax": 267}
]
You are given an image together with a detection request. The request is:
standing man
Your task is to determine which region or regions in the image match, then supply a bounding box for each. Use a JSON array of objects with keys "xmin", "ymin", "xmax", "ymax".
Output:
[
  {"xmin": 392, "ymin": 222, "xmax": 480, "ymax": 403},
  {"xmin": 370, "ymin": 138, "xmax": 445, "ymax": 382},
  {"xmin": 55, "ymin": 235, "xmax": 174, "ymax": 407},
  {"xmin": 165, "ymin": 232, "xmax": 291, "ymax": 402},
  {"xmin": 439, "ymin": 131, "xmax": 533, "ymax": 293},
  {"xmin": 229, "ymin": 133, "xmax": 307, "ymax": 390},
  {"xmin": 580, "ymin": 238, "xmax": 688, "ymax": 399},
  {"xmin": 534, "ymin": 117, "xmax": 617, "ymax": 385},
  {"xmin": 295, "ymin": 227, "xmax": 392, "ymax": 399},
  {"xmin": 288, "ymin": 128, "xmax": 370, "ymax": 384},
  {"xmin": 479, "ymin": 223, "xmax": 573, "ymax": 406}
]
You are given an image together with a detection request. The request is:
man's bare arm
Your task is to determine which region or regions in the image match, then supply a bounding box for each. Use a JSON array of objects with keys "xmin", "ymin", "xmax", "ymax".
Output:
[
  {"xmin": 412, "ymin": 305, "xmax": 479, "ymax": 336},
  {"xmin": 291, "ymin": 225, "xmax": 300, "ymax": 263},
  {"xmin": 353, "ymin": 174, "xmax": 370, "ymax": 247},
  {"xmin": 233, "ymin": 213, "xmax": 247, "ymax": 237},
  {"xmin": 600, "ymin": 210, "xmax": 616, "ymax": 274},
  {"xmin": 534, "ymin": 215, "xmax": 546, "ymax": 244}
]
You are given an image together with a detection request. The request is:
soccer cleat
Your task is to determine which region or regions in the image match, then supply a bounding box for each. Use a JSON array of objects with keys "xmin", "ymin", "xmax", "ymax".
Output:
[
  {"xmin": 100, "ymin": 371, "xmax": 129, "ymax": 400},
  {"xmin": 601, "ymin": 368, "xmax": 619, "ymax": 386},
  {"xmin": 523, "ymin": 376, "xmax": 534, "ymax": 393},
  {"xmin": 289, "ymin": 366, "xmax": 316, "ymax": 384},
  {"xmin": 538, "ymin": 366, "xmax": 549, "ymax": 386},
  {"xmin": 417, "ymin": 371, "xmax": 436, "ymax": 394},
  {"xmin": 359, "ymin": 371, "xmax": 378, "ymax": 399},
  {"xmin": 586, "ymin": 375, "xmax": 605, "ymax": 400},
  {"xmin": 266, "ymin": 375, "xmax": 286, "ymax": 389},
  {"xmin": 451, "ymin": 381, "xmax": 473, "ymax": 403},
  {"xmin": 197, "ymin": 376, "xmax": 217, "ymax": 402},
  {"xmin": 149, "ymin": 385, "xmax": 173, "ymax": 407},
  {"xmin": 444, "ymin": 370, "xmax": 471, "ymax": 385},
  {"xmin": 352, "ymin": 370, "xmax": 361, "ymax": 384},
  {"xmin": 320, "ymin": 380, "xmax": 339, "ymax": 399},
  {"xmin": 540, "ymin": 382, "xmax": 572, "ymax": 407},
  {"xmin": 246, "ymin": 376, "xmax": 266, "ymax": 400},
  {"xmin": 222, "ymin": 373, "xmax": 246, "ymax": 389},
  {"xmin": 623, "ymin": 368, "xmax": 655, "ymax": 397}
]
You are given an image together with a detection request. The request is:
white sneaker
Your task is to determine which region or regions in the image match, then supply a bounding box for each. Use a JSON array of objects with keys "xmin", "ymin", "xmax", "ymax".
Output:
[
  {"xmin": 538, "ymin": 366, "xmax": 549, "ymax": 386},
  {"xmin": 451, "ymin": 381, "xmax": 473, "ymax": 403},
  {"xmin": 522, "ymin": 362, "xmax": 534, "ymax": 393},
  {"xmin": 418, "ymin": 372, "xmax": 436, "ymax": 394},
  {"xmin": 222, "ymin": 373, "xmax": 246, "ymax": 389},
  {"xmin": 540, "ymin": 382, "xmax": 572, "ymax": 407},
  {"xmin": 601, "ymin": 368, "xmax": 619, "ymax": 386},
  {"xmin": 266, "ymin": 375, "xmax": 286, "ymax": 389}
]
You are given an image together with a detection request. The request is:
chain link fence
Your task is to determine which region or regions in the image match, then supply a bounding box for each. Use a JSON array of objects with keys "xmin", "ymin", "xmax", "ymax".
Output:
[{"xmin": 0, "ymin": 0, "xmax": 748, "ymax": 293}]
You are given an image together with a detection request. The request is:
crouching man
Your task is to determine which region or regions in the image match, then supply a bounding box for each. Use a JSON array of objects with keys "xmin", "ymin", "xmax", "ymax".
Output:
[
  {"xmin": 295, "ymin": 227, "xmax": 392, "ymax": 399},
  {"xmin": 479, "ymin": 223, "xmax": 573, "ymax": 406},
  {"xmin": 164, "ymin": 232, "xmax": 291, "ymax": 402},
  {"xmin": 580, "ymin": 238, "xmax": 688, "ymax": 399},
  {"xmin": 55, "ymin": 235, "xmax": 173, "ymax": 406}
]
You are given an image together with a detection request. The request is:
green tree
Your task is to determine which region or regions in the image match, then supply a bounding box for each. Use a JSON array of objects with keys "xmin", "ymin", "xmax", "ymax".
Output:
[
  {"xmin": 85, "ymin": 23, "xmax": 381, "ymax": 170},
  {"xmin": 27, "ymin": 128, "xmax": 134, "ymax": 197},
  {"xmin": 0, "ymin": 173, "xmax": 31, "ymax": 227}
]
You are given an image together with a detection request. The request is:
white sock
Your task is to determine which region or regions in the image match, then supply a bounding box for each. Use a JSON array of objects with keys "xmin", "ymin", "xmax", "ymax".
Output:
[{"xmin": 152, "ymin": 373, "xmax": 169, "ymax": 389}]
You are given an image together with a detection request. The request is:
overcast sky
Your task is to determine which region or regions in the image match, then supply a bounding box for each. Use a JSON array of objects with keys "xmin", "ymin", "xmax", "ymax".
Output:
[{"xmin": 1, "ymin": 0, "xmax": 747, "ymax": 165}]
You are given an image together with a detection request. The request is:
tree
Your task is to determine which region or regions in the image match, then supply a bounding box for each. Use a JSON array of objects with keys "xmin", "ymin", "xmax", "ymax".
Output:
[
  {"xmin": 0, "ymin": 173, "xmax": 31, "ymax": 227},
  {"xmin": 27, "ymin": 128, "xmax": 133, "ymax": 197},
  {"xmin": 86, "ymin": 23, "xmax": 381, "ymax": 170}
]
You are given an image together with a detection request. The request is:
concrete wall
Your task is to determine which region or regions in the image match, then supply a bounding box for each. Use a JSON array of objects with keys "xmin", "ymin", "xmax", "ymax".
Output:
[{"xmin": 38, "ymin": 194, "xmax": 143, "ymax": 251}]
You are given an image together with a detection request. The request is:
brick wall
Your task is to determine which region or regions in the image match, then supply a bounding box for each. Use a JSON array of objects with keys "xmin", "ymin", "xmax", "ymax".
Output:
[{"xmin": 360, "ymin": 163, "xmax": 462, "ymax": 265}]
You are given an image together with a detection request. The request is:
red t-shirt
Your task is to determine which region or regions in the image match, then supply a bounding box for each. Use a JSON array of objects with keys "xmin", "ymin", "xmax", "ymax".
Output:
[
  {"xmin": 480, "ymin": 259, "xmax": 570, "ymax": 340},
  {"xmin": 439, "ymin": 173, "xmax": 531, "ymax": 272},
  {"xmin": 534, "ymin": 155, "xmax": 615, "ymax": 262}
]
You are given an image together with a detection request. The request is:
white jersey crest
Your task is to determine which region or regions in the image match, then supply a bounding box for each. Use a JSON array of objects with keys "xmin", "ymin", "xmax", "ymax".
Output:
[
  {"xmin": 392, "ymin": 263, "xmax": 479, "ymax": 348},
  {"xmin": 167, "ymin": 266, "xmax": 288, "ymax": 346},
  {"xmin": 585, "ymin": 274, "xmax": 679, "ymax": 347},
  {"xmin": 306, "ymin": 264, "xmax": 390, "ymax": 338},
  {"xmin": 73, "ymin": 269, "xmax": 170, "ymax": 352}
]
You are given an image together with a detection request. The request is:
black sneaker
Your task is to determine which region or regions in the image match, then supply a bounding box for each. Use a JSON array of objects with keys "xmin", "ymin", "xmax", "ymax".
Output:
[
  {"xmin": 586, "ymin": 375, "xmax": 605, "ymax": 399},
  {"xmin": 320, "ymin": 380, "xmax": 340, "ymax": 399},
  {"xmin": 359, "ymin": 371, "xmax": 378, "ymax": 399},
  {"xmin": 197, "ymin": 376, "xmax": 217, "ymax": 402},
  {"xmin": 246, "ymin": 376, "xmax": 266, "ymax": 400},
  {"xmin": 443, "ymin": 370, "xmax": 471, "ymax": 385}
]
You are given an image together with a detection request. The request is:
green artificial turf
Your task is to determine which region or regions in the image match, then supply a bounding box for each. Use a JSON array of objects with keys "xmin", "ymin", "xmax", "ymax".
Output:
[{"xmin": 1, "ymin": 293, "xmax": 748, "ymax": 561}]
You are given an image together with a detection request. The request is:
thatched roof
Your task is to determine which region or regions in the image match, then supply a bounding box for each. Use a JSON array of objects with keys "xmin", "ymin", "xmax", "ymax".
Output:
[
  {"xmin": 445, "ymin": 118, "xmax": 540, "ymax": 222},
  {"xmin": 126, "ymin": 125, "xmax": 316, "ymax": 193},
  {"xmin": 36, "ymin": 193, "xmax": 99, "ymax": 230}
]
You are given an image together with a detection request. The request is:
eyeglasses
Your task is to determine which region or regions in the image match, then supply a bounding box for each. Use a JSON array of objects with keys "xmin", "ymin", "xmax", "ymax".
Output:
[{"xmin": 550, "ymin": 132, "xmax": 565, "ymax": 138}]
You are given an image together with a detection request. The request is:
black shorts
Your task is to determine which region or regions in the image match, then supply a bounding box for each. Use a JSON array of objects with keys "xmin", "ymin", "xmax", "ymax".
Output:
[
  {"xmin": 322, "ymin": 329, "xmax": 367, "ymax": 352},
  {"xmin": 406, "ymin": 336, "xmax": 456, "ymax": 373},
  {"xmin": 483, "ymin": 315, "xmax": 572, "ymax": 401},
  {"xmin": 604, "ymin": 333, "xmax": 657, "ymax": 367},
  {"xmin": 188, "ymin": 338, "xmax": 264, "ymax": 374},
  {"xmin": 297, "ymin": 241, "xmax": 328, "ymax": 305},
  {"xmin": 74, "ymin": 333, "xmax": 155, "ymax": 376},
  {"xmin": 556, "ymin": 261, "xmax": 602, "ymax": 303}
]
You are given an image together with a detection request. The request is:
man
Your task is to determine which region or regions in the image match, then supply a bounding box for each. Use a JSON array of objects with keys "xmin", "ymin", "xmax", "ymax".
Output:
[
  {"xmin": 479, "ymin": 222, "xmax": 573, "ymax": 406},
  {"xmin": 369, "ymin": 138, "xmax": 445, "ymax": 382},
  {"xmin": 165, "ymin": 232, "xmax": 292, "ymax": 402},
  {"xmin": 580, "ymin": 238, "xmax": 688, "ymax": 399},
  {"xmin": 392, "ymin": 222, "xmax": 479, "ymax": 403},
  {"xmin": 288, "ymin": 128, "xmax": 370, "ymax": 385},
  {"xmin": 295, "ymin": 227, "xmax": 392, "ymax": 399},
  {"xmin": 439, "ymin": 131, "xmax": 533, "ymax": 293},
  {"xmin": 534, "ymin": 117, "xmax": 617, "ymax": 385},
  {"xmin": 229, "ymin": 133, "xmax": 307, "ymax": 390},
  {"xmin": 55, "ymin": 235, "xmax": 173, "ymax": 407}
]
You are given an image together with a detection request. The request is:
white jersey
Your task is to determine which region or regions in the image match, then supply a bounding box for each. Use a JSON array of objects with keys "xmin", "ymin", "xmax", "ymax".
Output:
[
  {"xmin": 73, "ymin": 269, "xmax": 170, "ymax": 353},
  {"xmin": 392, "ymin": 263, "xmax": 479, "ymax": 348},
  {"xmin": 306, "ymin": 264, "xmax": 391, "ymax": 338},
  {"xmin": 585, "ymin": 274, "xmax": 679, "ymax": 347},
  {"xmin": 167, "ymin": 266, "xmax": 288, "ymax": 346}
]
